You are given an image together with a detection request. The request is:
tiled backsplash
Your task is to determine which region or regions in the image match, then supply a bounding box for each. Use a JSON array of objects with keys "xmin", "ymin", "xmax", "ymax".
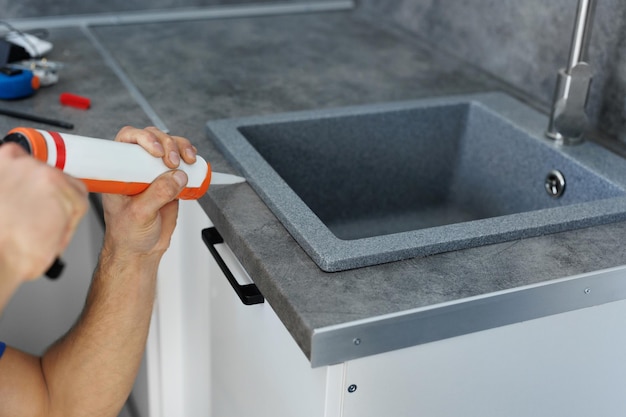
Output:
[{"xmin": 360, "ymin": 0, "xmax": 626, "ymax": 143}]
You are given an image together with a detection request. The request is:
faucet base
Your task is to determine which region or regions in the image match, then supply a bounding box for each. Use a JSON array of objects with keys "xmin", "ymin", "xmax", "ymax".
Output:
[
  {"xmin": 545, "ymin": 64, "xmax": 592, "ymax": 145},
  {"xmin": 546, "ymin": 128, "xmax": 584, "ymax": 145}
]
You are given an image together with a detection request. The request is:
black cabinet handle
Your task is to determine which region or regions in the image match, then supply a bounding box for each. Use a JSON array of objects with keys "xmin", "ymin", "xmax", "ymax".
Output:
[{"xmin": 201, "ymin": 227, "xmax": 264, "ymax": 305}]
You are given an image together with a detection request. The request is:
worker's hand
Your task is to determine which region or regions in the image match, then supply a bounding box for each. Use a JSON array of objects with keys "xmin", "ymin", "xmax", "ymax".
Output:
[
  {"xmin": 0, "ymin": 143, "xmax": 88, "ymax": 283},
  {"xmin": 100, "ymin": 127, "xmax": 196, "ymax": 264}
]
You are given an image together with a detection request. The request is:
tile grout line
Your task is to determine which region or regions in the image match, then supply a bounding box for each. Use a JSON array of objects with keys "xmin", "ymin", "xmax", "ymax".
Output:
[
  {"xmin": 37, "ymin": 1, "xmax": 355, "ymax": 134},
  {"xmin": 80, "ymin": 25, "xmax": 170, "ymax": 132},
  {"xmin": 4, "ymin": 1, "xmax": 355, "ymax": 30}
]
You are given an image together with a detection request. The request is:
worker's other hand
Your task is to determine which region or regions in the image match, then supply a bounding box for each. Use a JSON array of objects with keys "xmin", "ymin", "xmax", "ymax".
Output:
[
  {"xmin": 101, "ymin": 127, "xmax": 196, "ymax": 263},
  {"xmin": 0, "ymin": 143, "xmax": 88, "ymax": 282}
]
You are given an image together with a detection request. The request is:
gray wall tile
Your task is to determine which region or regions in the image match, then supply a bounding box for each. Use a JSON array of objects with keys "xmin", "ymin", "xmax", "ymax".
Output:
[{"xmin": 360, "ymin": 0, "xmax": 626, "ymax": 142}]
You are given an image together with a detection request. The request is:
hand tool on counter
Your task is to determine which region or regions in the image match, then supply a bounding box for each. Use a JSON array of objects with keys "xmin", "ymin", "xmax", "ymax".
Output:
[
  {"xmin": 1, "ymin": 127, "xmax": 245, "ymax": 200},
  {"xmin": 0, "ymin": 66, "xmax": 40, "ymax": 99},
  {"xmin": 10, "ymin": 59, "xmax": 63, "ymax": 87},
  {"xmin": 0, "ymin": 107, "xmax": 73, "ymax": 129}
]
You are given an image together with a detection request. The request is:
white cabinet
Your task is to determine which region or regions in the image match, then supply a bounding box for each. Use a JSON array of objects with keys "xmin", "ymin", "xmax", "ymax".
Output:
[
  {"xmin": 147, "ymin": 200, "xmax": 343, "ymax": 417},
  {"xmin": 204, "ymin": 230, "xmax": 335, "ymax": 417},
  {"xmin": 149, "ymin": 200, "xmax": 626, "ymax": 417},
  {"xmin": 340, "ymin": 298, "xmax": 626, "ymax": 417}
]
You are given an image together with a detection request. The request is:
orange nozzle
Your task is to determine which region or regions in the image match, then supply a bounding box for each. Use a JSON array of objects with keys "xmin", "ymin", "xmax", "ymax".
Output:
[{"xmin": 178, "ymin": 162, "xmax": 212, "ymax": 200}]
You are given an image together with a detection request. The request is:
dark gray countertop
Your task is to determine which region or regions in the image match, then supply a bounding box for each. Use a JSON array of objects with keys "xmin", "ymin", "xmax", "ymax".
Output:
[
  {"xmin": 3, "ymin": 0, "xmax": 312, "ymax": 19},
  {"xmin": 0, "ymin": 27, "xmax": 152, "ymax": 138},
  {"xmin": 5, "ymin": 9, "xmax": 626, "ymax": 366}
]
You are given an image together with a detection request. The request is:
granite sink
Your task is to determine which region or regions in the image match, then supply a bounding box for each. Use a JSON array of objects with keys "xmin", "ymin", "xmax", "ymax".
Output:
[{"xmin": 206, "ymin": 92, "xmax": 626, "ymax": 272}]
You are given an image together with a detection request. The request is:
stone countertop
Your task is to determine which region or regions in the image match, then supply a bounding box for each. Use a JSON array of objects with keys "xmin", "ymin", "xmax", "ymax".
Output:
[
  {"xmin": 91, "ymin": 10, "xmax": 626, "ymax": 364},
  {"xmin": 3, "ymin": 0, "xmax": 315, "ymax": 19},
  {"xmin": 5, "ymin": 9, "xmax": 626, "ymax": 365},
  {"xmin": 0, "ymin": 27, "xmax": 152, "ymax": 138}
]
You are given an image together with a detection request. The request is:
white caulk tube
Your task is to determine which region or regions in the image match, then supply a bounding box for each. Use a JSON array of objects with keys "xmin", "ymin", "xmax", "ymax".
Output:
[{"xmin": 3, "ymin": 127, "xmax": 212, "ymax": 200}]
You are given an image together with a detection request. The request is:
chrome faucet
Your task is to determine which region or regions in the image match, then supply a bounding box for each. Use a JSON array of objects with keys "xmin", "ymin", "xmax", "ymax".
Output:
[{"xmin": 546, "ymin": 0, "xmax": 596, "ymax": 144}]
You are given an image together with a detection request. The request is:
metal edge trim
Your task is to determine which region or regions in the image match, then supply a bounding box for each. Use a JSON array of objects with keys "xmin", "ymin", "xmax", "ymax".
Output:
[{"xmin": 310, "ymin": 264, "xmax": 626, "ymax": 367}]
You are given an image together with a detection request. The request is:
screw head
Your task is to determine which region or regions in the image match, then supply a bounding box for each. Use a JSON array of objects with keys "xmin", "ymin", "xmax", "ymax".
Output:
[
  {"xmin": 584, "ymin": 288, "xmax": 591, "ymax": 294},
  {"xmin": 353, "ymin": 338, "xmax": 361, "ymax": 346},
  {"xmin": 347, "ymin": 384, "xmax": 357, "ymax": 393}
]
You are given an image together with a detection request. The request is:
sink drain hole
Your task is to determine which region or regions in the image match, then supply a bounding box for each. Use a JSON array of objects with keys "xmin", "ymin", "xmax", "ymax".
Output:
[{"xmin": 545, "ymin": 170, "xmax": 566, "ymax": 198}]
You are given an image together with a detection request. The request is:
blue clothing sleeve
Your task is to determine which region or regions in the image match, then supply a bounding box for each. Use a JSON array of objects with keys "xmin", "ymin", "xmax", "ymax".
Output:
[{"xmin": 0, "ymin": 341, "xmax": 5, "ymax": 359}]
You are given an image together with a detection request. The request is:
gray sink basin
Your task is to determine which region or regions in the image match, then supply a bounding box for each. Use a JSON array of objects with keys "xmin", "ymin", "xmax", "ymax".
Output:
[{"xmin": 206, "ymin": 92, "xmax": 626, "ymax": 272}]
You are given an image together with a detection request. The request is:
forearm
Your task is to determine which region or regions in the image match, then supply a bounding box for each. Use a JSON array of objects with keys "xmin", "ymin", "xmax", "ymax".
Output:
[
  {"xmin": 41, "ymin": 247, "xmax": 161, "ymax": 417},
  {"xmin": 0, "ymin": 127, "xmax": 189, "ymax": 417}
]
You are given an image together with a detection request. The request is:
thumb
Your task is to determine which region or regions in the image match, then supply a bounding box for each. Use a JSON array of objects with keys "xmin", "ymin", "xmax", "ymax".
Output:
[
  {"xmin": 136, "ymin": 170, "xmax": 188, "ymax": 213},
  {"xmin": 171, "ymin": 169, "xmax": 189, "ymax": 191}
]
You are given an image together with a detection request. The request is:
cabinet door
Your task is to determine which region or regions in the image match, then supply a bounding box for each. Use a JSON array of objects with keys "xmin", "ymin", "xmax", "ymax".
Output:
[
  {"xmin": 205, "ymin": 227, "xmax": 332, "ymax": 417},
  {"xmin": 340, "ymin": 297, "xmax": 626, "ymax": 417},
  {"xmin": 149, "ymin": 200, "xmax": 340, "ymax": 417},
  {"xmin": 147, "ymin": 200, "xmax": 213, "ymax": 417}
]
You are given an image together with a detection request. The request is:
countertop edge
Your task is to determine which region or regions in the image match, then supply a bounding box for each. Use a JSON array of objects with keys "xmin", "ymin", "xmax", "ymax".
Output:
[
  {"xmin": 200, "ymin": 192, "xmax": 318, "ymax": 358},
  {"xmin": 309, "ymin": 264, "xmax": 626, "ymax": 367}
]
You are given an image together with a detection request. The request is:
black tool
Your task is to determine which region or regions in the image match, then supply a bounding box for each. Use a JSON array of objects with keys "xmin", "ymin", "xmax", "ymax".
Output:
[{"xmin": 0, "ymin": 107, "xmax": 74, "ymax": 129}]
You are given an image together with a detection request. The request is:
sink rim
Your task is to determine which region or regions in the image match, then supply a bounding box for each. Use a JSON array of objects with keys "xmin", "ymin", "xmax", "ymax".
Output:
[{"xmin": 206, "ymin": 92, "xmax": 626, "ymax": 272}]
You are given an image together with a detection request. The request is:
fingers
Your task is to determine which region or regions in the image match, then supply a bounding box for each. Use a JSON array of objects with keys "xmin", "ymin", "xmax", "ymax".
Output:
[
  {"xmin": 177, "ymin": 138, "xmax": 197, "ymax": 165},
  {"xmin": 134, "ymin": 170, "xmax": 188, "ymax": 216},
  {"xmin": 65, "ymin": 173, "xmax": 89, "ymax": 198},
  {"xmin": 115, "ymin": 126, "xmax": 197, "ymax": 169},
  {"xmin": 39, "ymin": 167, "xmax": 89, "ymax": 256},
  {"xmin": 0, "ymin": 142, "xmax": 29, "ymax": 158},
  {"xmin": 115, "ymin": 126, "xmax": 165, "ymax": 157},
  {"xmin": 145, "ymin": 127, "xmax": 197, "ymax": 168},
  {"xmin": 0, "ymin": 153, "xmax": 89, "ymax": 281},
  {"xmin": 56, "ymin": 174, "xmax": 89, "ymax": 250}
]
